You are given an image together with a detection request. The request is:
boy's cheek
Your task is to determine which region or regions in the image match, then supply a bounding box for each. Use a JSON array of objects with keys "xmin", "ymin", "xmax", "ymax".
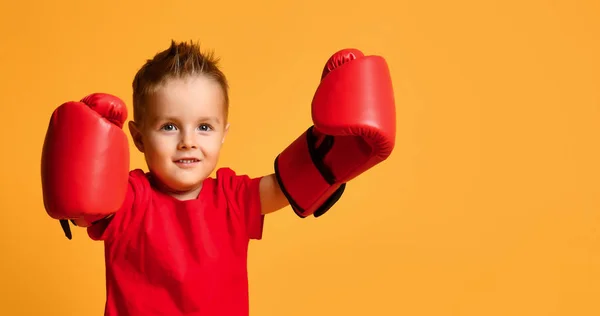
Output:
[
  {"xmin": 147, "ymin": 135, "xmax": 173, "ymax": 150},
  {"xmin": 205, "ymin": 141, "xmax": 225, "ymax": 154}
]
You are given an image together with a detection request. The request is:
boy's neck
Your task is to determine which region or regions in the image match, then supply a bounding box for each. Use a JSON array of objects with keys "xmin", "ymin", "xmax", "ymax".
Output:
[
  {"xmin": 168, "ymin": 187, "xmax": 203, "ymax": 201},
  {"xmin": 148, "ymin": 172, "xmax": 204, "ymax": 201}
]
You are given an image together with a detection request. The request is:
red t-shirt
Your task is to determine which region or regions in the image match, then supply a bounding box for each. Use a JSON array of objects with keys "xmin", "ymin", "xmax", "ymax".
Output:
[{"xmin": 87, "ymin": 167, "xmax": 265, "ymax": 316}]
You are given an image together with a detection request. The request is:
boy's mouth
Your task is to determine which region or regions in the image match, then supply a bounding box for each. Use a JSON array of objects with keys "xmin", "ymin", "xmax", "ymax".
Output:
[{"xmin": 174, "ymin": 158, "xmax": 201, "ymax": 167}]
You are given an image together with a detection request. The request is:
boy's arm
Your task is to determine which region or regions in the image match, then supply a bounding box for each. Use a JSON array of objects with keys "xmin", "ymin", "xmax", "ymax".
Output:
[
  {"xmin": 259, "ymin": 174, "xmax": 290, "ymax": 215},
  {"xmin": 41, "ymin": 93, "xmax": 130, "ymax": 240}
]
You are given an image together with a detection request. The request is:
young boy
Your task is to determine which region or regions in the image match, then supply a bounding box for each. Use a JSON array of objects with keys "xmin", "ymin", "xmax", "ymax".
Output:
[{"xmin": 41, "ymin": 40, "xmax": 396, "ymax": 315}]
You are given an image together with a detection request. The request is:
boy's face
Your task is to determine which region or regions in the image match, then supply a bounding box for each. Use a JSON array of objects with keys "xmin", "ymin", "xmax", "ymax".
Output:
[{"xmin": 129, "ymin": 75, "xmax": 228, "ymax": 197}]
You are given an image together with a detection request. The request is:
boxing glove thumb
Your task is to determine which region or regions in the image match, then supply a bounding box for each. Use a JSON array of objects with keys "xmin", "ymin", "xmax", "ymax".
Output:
[
  {"xmin": 320, "ymin": 48, "xmax": 364, "ymax": 79},
  {"xmin": 311, "ymin": 48, "xmax": 367, "ymax": 143},
  {"xmin": 82, "ymin": 93, "xmax": 128, "ymax": 128}
]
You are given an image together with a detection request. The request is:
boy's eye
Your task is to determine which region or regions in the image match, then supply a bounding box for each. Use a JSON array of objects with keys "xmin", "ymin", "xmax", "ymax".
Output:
[
  {"xmin": 161, "ymin": 123, "xmax": 177, "ymax": 131},
  {"xmin": 198, "ymin": 124, "xmax": 212, "ymax": 132}
]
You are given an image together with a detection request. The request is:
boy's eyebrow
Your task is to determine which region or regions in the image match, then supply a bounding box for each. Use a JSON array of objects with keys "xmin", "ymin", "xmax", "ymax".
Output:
[
  {"xmin": 153, "ymin": 116, "xmax": 221, "ymax": 124},
  {"xmin": 201, "ymin": 116, "xmax": 221, "ymax": 124}
]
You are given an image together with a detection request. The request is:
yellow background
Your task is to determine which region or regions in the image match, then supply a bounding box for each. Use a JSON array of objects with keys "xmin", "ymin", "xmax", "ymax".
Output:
[{"xmin": 1, "ymin": 0, "xmax": 599, "ymax": 315}]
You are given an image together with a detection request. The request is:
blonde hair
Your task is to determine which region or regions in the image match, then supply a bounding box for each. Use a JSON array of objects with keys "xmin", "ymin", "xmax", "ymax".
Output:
[{"xmin": 131, "ymin": 40, "xmax": 229, "ymax": 123}]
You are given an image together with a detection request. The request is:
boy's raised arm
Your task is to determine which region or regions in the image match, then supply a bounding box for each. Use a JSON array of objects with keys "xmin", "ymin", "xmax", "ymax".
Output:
[
  {"xmin": 258, "ymin": 174, "xmax": 289, "ymax": 215},
  {"xmin": 41, "ymin": 93, "xmax": 130, "ymax": 240}
]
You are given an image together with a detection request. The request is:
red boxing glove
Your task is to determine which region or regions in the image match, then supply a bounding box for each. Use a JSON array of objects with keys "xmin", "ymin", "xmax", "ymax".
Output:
[
  {"xmin": 41, "ymin": 93, "xmax": 130, "ymax": 239},
  {"xmin": 275, "ymin": 49, "xmax": 396, "ymax": 218}
]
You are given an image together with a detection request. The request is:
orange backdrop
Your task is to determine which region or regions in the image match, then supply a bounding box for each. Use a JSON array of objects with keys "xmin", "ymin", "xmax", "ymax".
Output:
[{"xmin": 1, "ymin": 0, "xmax": 599, "ymax": 315}]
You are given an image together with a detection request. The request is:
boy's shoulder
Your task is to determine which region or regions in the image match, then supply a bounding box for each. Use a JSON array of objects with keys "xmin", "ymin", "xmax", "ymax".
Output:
[
  {"xmin": 128, "ymin": 168, "xmax": 152, "ymax": 186},
  {"xmin": 213, "ymin": 167, "xmax": 243, "ymax": 178},
  {"xmin": 213, "ymin": 167, "xmax": 257, "ymax": 184}
]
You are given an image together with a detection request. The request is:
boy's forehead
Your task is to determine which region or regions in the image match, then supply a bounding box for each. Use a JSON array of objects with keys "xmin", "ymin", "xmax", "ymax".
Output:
[{"xmin": 146, "ymin": 76, "xmax": 226, "ymax": 119}]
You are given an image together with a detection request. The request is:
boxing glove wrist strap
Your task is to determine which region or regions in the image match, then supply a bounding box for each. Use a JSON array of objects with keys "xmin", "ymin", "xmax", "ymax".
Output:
[{"xmin": 274, "ymin": 126, "xmax": 347, "ymax": 218}]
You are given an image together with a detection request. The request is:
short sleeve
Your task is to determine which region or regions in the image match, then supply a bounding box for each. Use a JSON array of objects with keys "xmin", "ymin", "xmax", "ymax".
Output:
[
  {"xmin": 216, "ymin": 168, "xmax": 265, "ymax": 240},
  {"xmin": 87, "ymin": 169, "xmax": 149, "ymax": 242}
]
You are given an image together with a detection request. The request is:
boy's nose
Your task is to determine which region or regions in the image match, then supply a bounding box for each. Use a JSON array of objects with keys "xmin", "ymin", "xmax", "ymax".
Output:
[{"xmin": 178, "ymin": 132, "xmax": 198, "ymax": 150}]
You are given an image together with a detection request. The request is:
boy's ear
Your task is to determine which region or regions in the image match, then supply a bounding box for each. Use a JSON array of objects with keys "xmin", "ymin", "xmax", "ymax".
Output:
[
  {"xmin": 128, "ymin": 121, "xmax": 145, "ymax": 152},
  {"xmin": 222, "ymin": 123, "xmax": 230, "ymax": 144}
]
